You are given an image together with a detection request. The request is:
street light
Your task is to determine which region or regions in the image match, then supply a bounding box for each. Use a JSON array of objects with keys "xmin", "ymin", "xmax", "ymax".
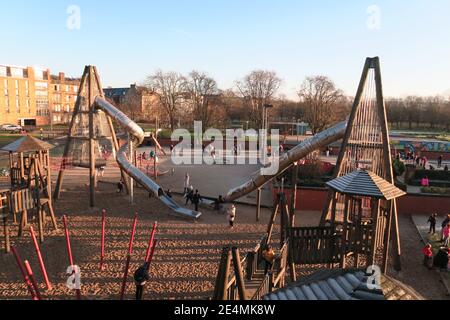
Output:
[{"xmin": 262, "ymin": 104, "xmax": 273, "ymax": 160}]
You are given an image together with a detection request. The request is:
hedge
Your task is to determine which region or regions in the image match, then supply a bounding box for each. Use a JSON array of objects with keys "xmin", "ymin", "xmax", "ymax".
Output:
[{"xmin": 413, "ymin": 170, "xmax": 450, "ymax": 181}]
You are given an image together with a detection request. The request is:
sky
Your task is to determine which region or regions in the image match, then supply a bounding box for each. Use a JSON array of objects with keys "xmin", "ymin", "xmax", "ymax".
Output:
[{"xmin": 1, "ymin": 0, "xmax": 450, "ymax": 99}]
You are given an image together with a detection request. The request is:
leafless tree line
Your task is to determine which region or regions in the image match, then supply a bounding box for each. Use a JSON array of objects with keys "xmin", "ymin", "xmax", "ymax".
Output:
[
  {"xmin": 386, "ymin": 96, "xmax": 450, "ymax": 131},
  {"xmin": 138, "ymin": 69, "xmax": 449, "ymax": 134}
]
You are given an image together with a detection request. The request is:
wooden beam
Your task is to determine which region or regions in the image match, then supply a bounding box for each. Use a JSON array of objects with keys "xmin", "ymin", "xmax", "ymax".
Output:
[
  {"xmin": 54, "ymin": 66, "xmax": 89, "ymax": 200},
  {"xmin": 88, "ymin": 67, "xmax": 96, "ymax": 207},
  {"xmin": 231, "ymin": 247, "xmax": 247, "ymax": 300},
  {"xmin": 256, "ymin": 188, "xmax": 261, "ymax": 222}
]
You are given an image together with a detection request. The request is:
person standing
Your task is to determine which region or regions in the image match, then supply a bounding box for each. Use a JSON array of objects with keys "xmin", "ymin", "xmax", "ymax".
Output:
[
  {"xmin": 185, "ymin": 186, "xmax": 194, "ymax": 205},
  {"xmin": 441, "ymin": 214, "xmax": 450, "ymax": 242},
  {"xmin": 428, "ymin": 213, "xmax": 438, "ymax": 234},
  {"xmin": 443, "ymin": 223, "xmax": 450, "ymax": 247},
  {"xmin": 422, "ymin": 244, "xmax": 433, "ymax": 269},
  {"xmin": 134, "ymin": 262, "xmax": 150, "ymax": 300},
  {"xmin": 117, "ymin": 180, "xmax": 124, "ymax": 194},
  {"xmin": 227, "ymin": 204, "xmax": 236, "ymax": 229},
  {"xmin": 192, "ymin": 190, "xmax": 202, "ymax": 212},
  {"xmin": 438, "ymin": 155, "xmax": 443, "ymax": 168},
  {"xmin": 184, "ymin": 173, "xmax": 190, "ymax": 195}
]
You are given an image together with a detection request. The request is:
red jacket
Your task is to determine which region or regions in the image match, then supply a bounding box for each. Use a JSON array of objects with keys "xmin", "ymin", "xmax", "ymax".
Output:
[{"xmin": 422, "ymin": 247, "xmax": 433, "ymax": 257}]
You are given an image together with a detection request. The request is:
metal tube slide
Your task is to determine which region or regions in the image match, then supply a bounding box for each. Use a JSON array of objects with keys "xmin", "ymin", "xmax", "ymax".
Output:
[
  {"xmin": 95, "ymin": 97, "xmax": 201, "ymax": 219},
  {"xmin": 224, "ymin": 121, "xmax": 347, "ymax": 203}
]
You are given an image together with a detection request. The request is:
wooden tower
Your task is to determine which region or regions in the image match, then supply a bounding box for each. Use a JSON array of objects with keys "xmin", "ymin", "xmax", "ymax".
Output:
[
  {"xmin": 54, "ymin": 66, "xmax": 129, "ymax": 207},
  {"xmin": 320, "ymin": 57, "xmax": 402, "ymax": 271}
]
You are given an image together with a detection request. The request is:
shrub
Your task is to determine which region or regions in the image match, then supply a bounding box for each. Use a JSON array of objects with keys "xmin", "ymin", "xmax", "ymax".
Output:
[{"xmin": 414, "ymin": 170, "xmax": 450, "ymax": 181}]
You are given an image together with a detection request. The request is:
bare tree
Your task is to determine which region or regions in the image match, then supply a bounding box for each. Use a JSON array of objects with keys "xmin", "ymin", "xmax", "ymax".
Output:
[
  {"xmin": 145, "ymin": 70, "xmax": 186, "ymax": 132},
  {"xmin": 298, "ymin": 76, "xmax": 343, "ymax": 134},
  {"xmin": 235, "ymin": 70, "xmax": 281, "ymax": 128},
  {"xmin": 185, "ymin": 71, "xmax": 219, "ymax": 128}
]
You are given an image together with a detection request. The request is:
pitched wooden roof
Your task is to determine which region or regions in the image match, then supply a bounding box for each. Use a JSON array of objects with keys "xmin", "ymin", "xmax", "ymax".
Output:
[
  {"xmin": 1, "ymin": 135, "xmax": 54, "ymax": 153},
  {"xmin": 326, "ymin": 170, "xmax": 406, "ymax": 200},
  {"xmin": 264, "ymin": 269, "xmax": 424, "ymax": 301}
]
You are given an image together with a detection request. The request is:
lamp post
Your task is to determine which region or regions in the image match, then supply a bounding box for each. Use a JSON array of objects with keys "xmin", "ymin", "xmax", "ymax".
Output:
[{"xmin": 262, "ymin": 104, "xmax": 273, "ymax": 162}]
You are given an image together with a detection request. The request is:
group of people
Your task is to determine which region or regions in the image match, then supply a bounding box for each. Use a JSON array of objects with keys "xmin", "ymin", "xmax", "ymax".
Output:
[
  {"xmin": 402, "ymin": 152, "xmax": 448, "ymax": 171},
  {"xmin": 423, "ymin": 213, "xmax": 450, "ymax": 270}
]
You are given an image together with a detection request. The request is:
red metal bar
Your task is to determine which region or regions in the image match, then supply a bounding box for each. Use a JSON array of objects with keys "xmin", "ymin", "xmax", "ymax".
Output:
[
  {"xmin": 29, "ymin": 226, "xmax": 52, "ymax": 290},
  {"xmin": 119, "ymin": 254, "xmax": 131, "ymax": 300},
  {"xmin": 146, "ymin": 239, "xmax": 158, "ymax": 271},
  {"xmin": 24, "ymin": 260, "xmax": 42, "ymax": 300},
  {"xmin": 62, "ymin": 215, "xmax": 81, "ymax": 300},
  {"xmin": 100, "ymin": 209, "xmax": 106, "ymax": 270},
  {"xmin": 145, "ymin": 222, "xmax": 158, "ymax": 262},
  {"xmin": 11, "ymin": 247, "xmax": 36, "ymax": 300},
  {"xmin": 128, "ymin": 213, "xmax": 138, "ymax": 255}
]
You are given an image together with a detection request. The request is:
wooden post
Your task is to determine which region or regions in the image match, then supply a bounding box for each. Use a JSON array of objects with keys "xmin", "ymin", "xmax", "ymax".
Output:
[
  {"xmin": 213, "ymin": 247, "xmax": 229, "ymax": 300},
  {"xmin": 256, "ymin": 188, "xmax": 262, "ymax": 222},
  {"xmin": 231, "ymin": 247, "xmax": 247, "ymax": 300},
  {"xmin": 105, "ymin": 115, "xmax": 130, "ymax": 195},
  {"xmin": 382, "ymin": 201, "xmax": 394, "ymax": 274},
  {"xmin": 2, "ymin": 217, "xmax": 10, "ymax": 253},
  {"xmin": 129, "ymin": 133, "xmax": 134, "ymax": 205},
  {"xmin": 290, "ymin": 163, "xmax": 298, "ymax": 227},
  {"xmin": 19, "ymin": 152, "xmax": 25, "ymax": 182},
  {"xmin": 88, "ymin": 67, "xmax": 96, "ymax": 208},
  {"xmin": 221, "ymin": 247, "xmax": 232, "ymax": 300},
  {"xmin": 391, "ymin": 200, "xmax": 402, "ymax": 271},
  {"xmin": 369, "ymin": 200, "xmax": 380, "ymax": 267},
  {"xmin": 340, "ymin": 196, "xmax": 350, "ymax": 268},
  {"xmin": 266, "ymin": 199, "xmax": 280, "ymax": 245},
  {"xmin": 100, "ymin": 209, "xmax": 106, "ymax": 270}
]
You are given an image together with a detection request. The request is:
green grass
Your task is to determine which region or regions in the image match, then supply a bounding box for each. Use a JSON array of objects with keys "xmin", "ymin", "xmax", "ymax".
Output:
[
  {"xmin": 0, "ymin": 135, "xmax": 22, "ymax": 148},
  {"xmin": 425, "ymin": 232, "xmax": 444, "ymax": 255}
]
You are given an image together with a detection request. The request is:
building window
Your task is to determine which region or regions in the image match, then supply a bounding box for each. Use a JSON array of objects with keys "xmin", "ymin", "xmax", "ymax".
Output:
[
  {"xmin": 73, "ymin": 86, "xmax": 78, "ymax": 93},
  {"xmin": 5, "ymin": 96, "xmax": 9, "ymax": 113},
  {"xmin": 65, "ymin": 104, "xmax": 70, "ymax": 112},
  {"xmin": 15, "ymin": 80, "xmax": 19, "ymax": 96},
  {"xmin": 15, "ymin": 97, "xmax": 20, "ymax": 113},
  {"xmin": 0, "ymin": 66, "xmax": 6, "ymax": 77},
  {"xmin": 10, "ymin": 67, "xmax": 24, "ymax": 78},
  {"xmin": 25, "ymin": 81, "xmax": 29, "ymax": 96},
  {"xmin": 26, "ymin": 99, "xmax": 30, "ymax": 113}
]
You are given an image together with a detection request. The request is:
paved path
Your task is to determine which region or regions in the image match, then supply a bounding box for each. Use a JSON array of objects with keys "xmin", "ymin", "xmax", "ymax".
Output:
[{"xmin": 411, "ymin": 215, "xmax": 450, "ymax": 296}]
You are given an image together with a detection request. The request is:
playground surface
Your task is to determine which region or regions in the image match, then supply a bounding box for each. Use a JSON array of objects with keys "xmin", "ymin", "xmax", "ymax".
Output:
[{"xmin": 0, "ymin": 163, "xmax": 448, "ymax": 299}]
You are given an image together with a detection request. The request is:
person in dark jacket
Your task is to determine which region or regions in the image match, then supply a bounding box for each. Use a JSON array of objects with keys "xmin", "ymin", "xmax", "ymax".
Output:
[
  {"xmin": 192, "ymin": 190, "xmax": 202, "ymax": 212},
  {"xmin": 428, "ymin": 213, "xmax": 438, "ymax": 234},
  {"xmin": 134, "ymin": 262, "xmax": 150, "ymax": 300},
  {"xmin": 433, "ymin": 248, "xmax": 449, "ymax": 271}
]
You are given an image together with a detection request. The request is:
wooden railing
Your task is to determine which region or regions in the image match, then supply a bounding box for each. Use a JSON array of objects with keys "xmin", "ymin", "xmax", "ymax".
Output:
[{"xmin": 251, "ymin": 241, "xmax": 289, "ymax": 300}]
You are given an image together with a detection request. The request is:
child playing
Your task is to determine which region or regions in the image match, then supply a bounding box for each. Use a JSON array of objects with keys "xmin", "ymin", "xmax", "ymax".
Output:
[
  {"xmin": 422, "ymin": 244, "xmax": 433, "ymax": 269},
  {"xmin": 443, "ymin": 223, "xmax": 450, "ymax": 247}
]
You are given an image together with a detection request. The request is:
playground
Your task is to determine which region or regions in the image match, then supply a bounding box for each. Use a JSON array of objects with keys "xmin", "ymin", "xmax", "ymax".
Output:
[{"xmin": 0, "ymin": 58, "xmax": 449, "ymax": 301}]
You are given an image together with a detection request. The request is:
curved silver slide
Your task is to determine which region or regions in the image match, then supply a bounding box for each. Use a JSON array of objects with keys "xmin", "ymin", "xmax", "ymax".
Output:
[
  {"xmin": 95, "ymin": 97, "xmax": 202, "ymax": 219},
  {"xmin": 224, "ymin": 121, "xmax": 347, "ymax": 203}
]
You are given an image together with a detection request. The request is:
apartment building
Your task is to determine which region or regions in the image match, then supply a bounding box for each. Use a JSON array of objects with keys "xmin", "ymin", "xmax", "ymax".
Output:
[
  {"xmin": 0, "ymin": 64, "xmax": 80, "ymax": 126},
  {"xmin": 104, "ymin": 84, "xmax": 159, "ymax": 121}
]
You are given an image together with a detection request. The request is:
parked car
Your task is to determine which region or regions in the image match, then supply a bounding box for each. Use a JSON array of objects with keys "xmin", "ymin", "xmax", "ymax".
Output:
[{"xmin": 1, "ymin": 124, "xmax": 23, "ymax": 132}]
